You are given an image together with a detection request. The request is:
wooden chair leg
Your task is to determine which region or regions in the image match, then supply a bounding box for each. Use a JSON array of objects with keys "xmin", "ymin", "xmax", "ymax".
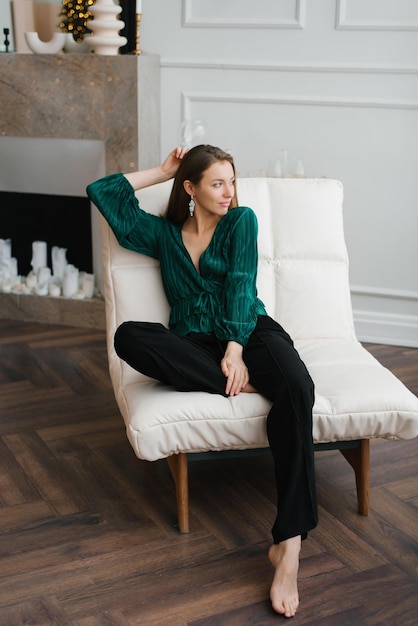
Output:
[
  {"xmin": 340, "ymin": 439, "xmax": 370, "ymax": 515},
  {"xmin": 167, "ymin": 453, "xmax": 190, "ymax": 533}
]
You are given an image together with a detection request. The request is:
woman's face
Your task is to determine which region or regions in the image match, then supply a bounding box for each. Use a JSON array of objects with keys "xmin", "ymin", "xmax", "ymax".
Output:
[{"xmin": 189, "ymin": 160, "xmax": 235, "ymax": 219}]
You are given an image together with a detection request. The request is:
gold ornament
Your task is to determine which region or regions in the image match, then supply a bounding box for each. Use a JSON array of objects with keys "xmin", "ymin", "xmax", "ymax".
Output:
[{"xmin": 59, "ymin": 0, "xmax": 96, "ymax": 43}]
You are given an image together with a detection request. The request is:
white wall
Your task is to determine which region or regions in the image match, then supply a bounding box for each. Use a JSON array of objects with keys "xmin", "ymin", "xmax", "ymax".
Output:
[
  {"xmin": 0, "ymin": 0, "xmax": 62, "ymax": 52},
  {"xmin": 141, "ymin": 0, "xmax": 418, "ymax": 347},
  {"xmin": 0, "ymin": 0, "xmax": 13, "ymax": 50}
]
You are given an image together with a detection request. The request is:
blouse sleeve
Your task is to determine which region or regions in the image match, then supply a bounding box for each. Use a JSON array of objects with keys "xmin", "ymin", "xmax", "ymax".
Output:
[
  {"xmin": 86, "ymin": 173, "xmax": 163, "ymax": 259},
  {"xmin": 215, "ymin": 208, "xmax": 261, "ymax": 346}
]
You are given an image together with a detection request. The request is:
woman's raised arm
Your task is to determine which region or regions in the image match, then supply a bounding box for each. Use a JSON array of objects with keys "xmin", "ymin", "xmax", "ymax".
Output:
[{"xmin": 124, "ymin": 146, "xmax": 189, "ymax": 190}]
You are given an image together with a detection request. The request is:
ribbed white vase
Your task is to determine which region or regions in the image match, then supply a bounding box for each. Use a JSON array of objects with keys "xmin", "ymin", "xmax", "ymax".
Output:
[{"xmin": 86, "ymin": 0, "xmax": 127, "ymax": 55}]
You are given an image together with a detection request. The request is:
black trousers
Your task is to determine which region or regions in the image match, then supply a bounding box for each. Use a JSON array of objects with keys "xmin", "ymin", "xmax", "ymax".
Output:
[{"xmin": 114, "ymin": 315, "xmax": 318, "ymax": 543}]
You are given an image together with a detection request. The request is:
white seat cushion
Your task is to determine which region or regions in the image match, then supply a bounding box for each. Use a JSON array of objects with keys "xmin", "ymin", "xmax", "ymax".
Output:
[{"xmin": 114, "ymin": 338, "xmax": 418, "ymax": 461}]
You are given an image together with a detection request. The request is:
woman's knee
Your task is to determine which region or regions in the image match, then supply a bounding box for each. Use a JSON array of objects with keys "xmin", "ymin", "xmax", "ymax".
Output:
[
  {"xmin": 286, "ymin": 362, "xmax": 314, "ymax": 399},
  {"xmin": 114, "ymin": 321, "xmax": 153, "ymax": 357},
  {"xmin": 114, "ymin": 321, "xmax": 134, "ymax": 357},
  {"xmin": 114, "ymin": 321, "xmax": 172, "ymax": 362}
]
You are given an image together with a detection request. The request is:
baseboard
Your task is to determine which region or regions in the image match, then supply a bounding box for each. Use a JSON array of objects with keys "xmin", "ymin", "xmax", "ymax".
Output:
[{"xmin": 353, "ymin": 310, "xmax": 418, "ymax": 348}]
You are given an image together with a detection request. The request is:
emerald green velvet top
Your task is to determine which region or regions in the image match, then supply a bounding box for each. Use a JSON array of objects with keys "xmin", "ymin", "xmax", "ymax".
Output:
[{"xmin": 87, "ymin": 173, "xmax": 267, "ymax": 346}]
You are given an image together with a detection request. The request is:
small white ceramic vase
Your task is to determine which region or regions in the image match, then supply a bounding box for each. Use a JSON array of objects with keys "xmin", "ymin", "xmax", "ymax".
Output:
[{"xmin": 85, "ymin": 0, "xmax": 127, "ymax": 55}]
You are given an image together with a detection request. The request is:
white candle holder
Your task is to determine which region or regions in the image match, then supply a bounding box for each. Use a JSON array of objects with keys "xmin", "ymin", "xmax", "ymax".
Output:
[
  {"xmin": 26, "ymin": 272, "xmax": 38, "ymax": 290},
  {"xmin": 63, "ymin": 265, "xmax": 79, "ymax": 298},
  {"xmin": 82, "ymin": 273, "xmax": 95, "ymax": 299},
  {"xmin": 49, "ymin": 283, "xmax": 61, "ymax": 298},
  {"xmin": 31, "ymin": 241, "xmax": 47, "ymax": 273},
  {"xmin": 52, "ymin": 246, "xmax": 67, "ymax": 281},
  {"xmin": 0, "ymin": 239, "xmax": 12, "ymax": 260}
]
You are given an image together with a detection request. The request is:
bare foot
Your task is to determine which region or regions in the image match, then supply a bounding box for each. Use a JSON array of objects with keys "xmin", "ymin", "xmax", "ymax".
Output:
[
  {"xmin": 268, "ymin": 536, "xmax": 301, "ymax": 618},
  {"xmin": 242, "ymin": 383, "xmax": 258, "ymax": 393}
]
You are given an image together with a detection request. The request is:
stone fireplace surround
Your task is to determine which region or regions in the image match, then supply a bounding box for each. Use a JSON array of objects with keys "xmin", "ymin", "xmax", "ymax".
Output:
[{"xmin": 0, "ymin": 53, "xmax": 160, "ymax": 328}]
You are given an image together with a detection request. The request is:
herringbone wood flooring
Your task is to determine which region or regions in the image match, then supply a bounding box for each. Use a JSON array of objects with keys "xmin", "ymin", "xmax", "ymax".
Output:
[{"xmin": 0, "ymin": 319, "xmax": 417, "ymax": 625}]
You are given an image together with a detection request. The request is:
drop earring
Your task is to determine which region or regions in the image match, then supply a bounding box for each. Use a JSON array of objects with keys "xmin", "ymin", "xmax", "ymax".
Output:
[{"xmin": 188, "ymin": 195, "xmax": 195, "ymax": 217}]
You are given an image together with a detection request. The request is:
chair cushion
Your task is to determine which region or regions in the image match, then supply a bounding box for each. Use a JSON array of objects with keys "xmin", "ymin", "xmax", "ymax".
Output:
[{"xmin": 115, "ymin": 338, "xmax": 418, "ymax": 461}]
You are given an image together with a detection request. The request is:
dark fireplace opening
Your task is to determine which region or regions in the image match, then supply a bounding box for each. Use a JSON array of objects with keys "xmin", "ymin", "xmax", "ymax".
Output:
[{"xmin": 1, "ymin": 191, "xmax": 92, "ymax": 277}]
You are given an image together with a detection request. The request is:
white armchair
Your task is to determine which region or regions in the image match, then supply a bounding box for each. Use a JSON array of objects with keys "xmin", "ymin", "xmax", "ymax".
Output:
[{"xmin": 99, "ymin": 177, "xmax": 418, "ymax": 532}]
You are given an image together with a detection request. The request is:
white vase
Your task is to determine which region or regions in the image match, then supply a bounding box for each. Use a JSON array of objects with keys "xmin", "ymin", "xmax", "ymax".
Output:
[
  {"xmin": 85, "ymin": 0, "xmax": 127, "ymax": 55},
  {"xmin": 24, "ymin": 32, "xmax": 66, "ymax": 54}
]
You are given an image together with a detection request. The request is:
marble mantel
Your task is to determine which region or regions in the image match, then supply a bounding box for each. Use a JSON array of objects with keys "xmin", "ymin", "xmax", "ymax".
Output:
[{"xmin": 0, "ymin": 52, "xmax": 160, "ymax": 174}]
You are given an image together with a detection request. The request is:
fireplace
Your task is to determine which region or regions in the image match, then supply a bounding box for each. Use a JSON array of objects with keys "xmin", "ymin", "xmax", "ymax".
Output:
[
  {"xmin": 0, "ymin": 53, "xmax": 160, "ymax": 327},
  {"xmin": 0, "ymin": 191, "xmax": 92, "ymax": 277},
  {"xmin": 0, "ymin": 136, "xmax": 105, "ymax": 289}
]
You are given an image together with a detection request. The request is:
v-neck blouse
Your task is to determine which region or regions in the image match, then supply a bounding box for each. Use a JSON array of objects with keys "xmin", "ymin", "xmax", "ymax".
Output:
[{"xmin": 87, "ymin": 173, "xmax": 267, "ymax": 346}]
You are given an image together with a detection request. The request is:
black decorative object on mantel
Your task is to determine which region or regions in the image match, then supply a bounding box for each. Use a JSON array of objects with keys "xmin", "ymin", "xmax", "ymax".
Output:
[
  {"xmin": 3, "ymin": 28, "xmax": 10, "ymax": 53},
  {"xmin": 119, "ymin": 0, "xmax": 136, "ymax": 54}
]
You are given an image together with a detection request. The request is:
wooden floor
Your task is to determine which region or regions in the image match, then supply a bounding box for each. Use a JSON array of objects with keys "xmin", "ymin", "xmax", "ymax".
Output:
[{"xmin": 0, "ymin": 319, "xmax": 417, "ymax": 626}]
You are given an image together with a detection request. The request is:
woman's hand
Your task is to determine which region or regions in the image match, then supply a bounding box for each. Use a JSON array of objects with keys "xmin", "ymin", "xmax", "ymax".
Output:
[
  {"xmin": 221, "ymin": 341, "xmax": 250, "ymax": 396},
  {"xmin": 161, "ymin": 146, "xmax": 189, "ymax": 180}
]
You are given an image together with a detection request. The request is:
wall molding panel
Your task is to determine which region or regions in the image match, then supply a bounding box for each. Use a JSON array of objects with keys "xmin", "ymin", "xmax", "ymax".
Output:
[
  {"xmin": 182, "ymin": 0, "xmax": 305, "ymax": 29},
  {"xmin": 351, "ymin": 285, "xmax": 418, "ymax": 303},
  {"xmin": 336, "ymin": 0, "xmax": 418, "ymax": 31},
  {"xmin": 181, "ymin": 92, "xmax": 418, "ymax": 118},
  {"xmin": 162, "ymin": 59, "xmax": 418, "ymax": 75}
]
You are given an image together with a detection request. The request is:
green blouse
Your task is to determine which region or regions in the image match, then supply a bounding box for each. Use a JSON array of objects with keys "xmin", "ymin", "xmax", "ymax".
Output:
[{"xmin": 87, "ymin": 173, "xmax": 267, "ymax": 346}]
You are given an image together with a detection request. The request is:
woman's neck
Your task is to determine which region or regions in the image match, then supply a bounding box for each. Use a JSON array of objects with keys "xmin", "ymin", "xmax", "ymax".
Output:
[{"xmin": 182, "ymin": 214, "xmax": 221, "ymax": 235}]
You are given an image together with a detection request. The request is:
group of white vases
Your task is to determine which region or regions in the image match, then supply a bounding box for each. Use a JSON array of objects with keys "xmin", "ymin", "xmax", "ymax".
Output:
[{"xmin": 25, "ymin": 0, "xmax": 127, "ymax": 56}]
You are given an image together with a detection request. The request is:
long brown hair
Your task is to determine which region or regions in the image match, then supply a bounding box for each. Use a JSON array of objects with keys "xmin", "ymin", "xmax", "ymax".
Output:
[{"xmin": 165, "ymin": 144, "xmax": 238, "ymax": 225}]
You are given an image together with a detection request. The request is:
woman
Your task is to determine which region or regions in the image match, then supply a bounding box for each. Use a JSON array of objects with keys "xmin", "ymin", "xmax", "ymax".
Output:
[{"xmin": 87, "ymin": 145, "xmax": 318, "ymax": 618}]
